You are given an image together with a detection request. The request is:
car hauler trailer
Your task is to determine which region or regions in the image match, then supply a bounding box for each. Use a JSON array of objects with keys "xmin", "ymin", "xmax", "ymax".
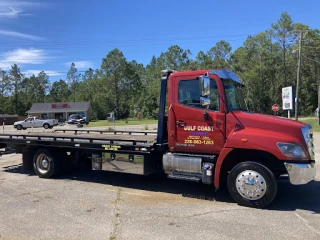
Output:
[{"xmin": 0, "ymin": 69, "xmax": 316, "ymax": 208}]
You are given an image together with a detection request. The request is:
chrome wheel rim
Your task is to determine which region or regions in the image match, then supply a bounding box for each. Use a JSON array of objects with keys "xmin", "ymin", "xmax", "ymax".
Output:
[
  {"xmin": 236, "ymin": 170, "xmax": 267, "ymax": 200},
  {"xmin": 36, "ymin": 154, "xmax": 51, "ymax": 174}
]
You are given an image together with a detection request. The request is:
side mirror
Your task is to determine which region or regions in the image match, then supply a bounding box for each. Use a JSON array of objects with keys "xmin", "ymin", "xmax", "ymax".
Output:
[
  {"xmin": 199, "ymin": 75, "xmax": 210, "ymax": 107},
  {"xmin": 200, "ymin": 97, "xmax": 210, "ymax": 106}
]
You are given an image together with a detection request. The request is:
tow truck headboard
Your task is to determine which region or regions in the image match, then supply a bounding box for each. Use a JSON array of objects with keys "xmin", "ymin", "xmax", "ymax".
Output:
[{"xmin": 156, "ymin": 69, "xmax": 175, "ymax": 145}]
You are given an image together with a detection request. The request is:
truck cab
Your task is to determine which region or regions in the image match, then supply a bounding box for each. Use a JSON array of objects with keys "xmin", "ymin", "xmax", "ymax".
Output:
[{"xmin": 159, "ymin": 69, "xmax": 316, "ymax": 208}]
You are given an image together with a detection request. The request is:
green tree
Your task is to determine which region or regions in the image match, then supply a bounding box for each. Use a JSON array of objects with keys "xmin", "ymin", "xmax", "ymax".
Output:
[
  {"xmin": 164, "ymin": 45, "xmax": 192, "ymax": 70},
  {"xmin": 78, "ymin": 68, "xmax": 95, "ymax": 102},
  {"xmin": 66, "ymin": 63, "xmax": 81, "ymax": 102},
  {"xmin": 0, "ymin": 69, "xmax": 10, "ymax": 98},
  {"xmin": 49, "ymin": 80, "xmax": 69, "ymax": 102},
  {"xmin": 100, "ymin": 48, "xmax": 127, "ymax": 119},
  {"xmin": 8, "ymin": 64, "xmax": 24, "ymax": 115},
  {"xmin": 272, "ymin": 12, "xmax": 295, "ymax": 87},
  {"xmin": 0, "ymin": 69, "xmax": 11, "ymax": 113},
  {"xmin": 208, "ymin": 40, "xmax": 232, "ymax": 69},
  {"xmin": 196, "ymin": 51, "xmax": 212, "ymax": 69},
  {"xmin": 37, "ymin": 71, "xmax": 50, "ymax": 103}
]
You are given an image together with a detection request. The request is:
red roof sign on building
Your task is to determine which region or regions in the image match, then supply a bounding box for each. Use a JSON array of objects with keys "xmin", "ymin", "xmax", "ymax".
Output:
[{"xmin": 52, "ymin": 103, "xmax": 69, "ymax": 109}]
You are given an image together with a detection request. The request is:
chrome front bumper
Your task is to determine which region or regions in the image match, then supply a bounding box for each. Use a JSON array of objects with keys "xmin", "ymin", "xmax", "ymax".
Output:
[{"xmin": 284, "ymin": 162, "xmax": 316, "ymax": 185}]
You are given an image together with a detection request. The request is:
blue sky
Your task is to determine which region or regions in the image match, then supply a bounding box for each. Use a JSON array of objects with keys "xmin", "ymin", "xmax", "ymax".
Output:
[{"xmin": 0, "ymin": 0, "xmax": 319, "ymax": 82}]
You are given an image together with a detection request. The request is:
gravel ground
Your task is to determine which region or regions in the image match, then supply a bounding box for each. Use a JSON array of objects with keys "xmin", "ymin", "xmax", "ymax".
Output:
[{"xmin": 0, "ymin": 132, "xmax": 319, "ymax": 240}]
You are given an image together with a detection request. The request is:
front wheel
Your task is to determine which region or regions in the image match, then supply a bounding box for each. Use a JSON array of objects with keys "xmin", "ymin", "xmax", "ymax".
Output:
[
  {"xmin": 227, "ymin": 161, "xmax": 277, "ymax": 208},
  {"xmin": 43, "ymin": 123, "xmax": 50, "ymax": 129}
]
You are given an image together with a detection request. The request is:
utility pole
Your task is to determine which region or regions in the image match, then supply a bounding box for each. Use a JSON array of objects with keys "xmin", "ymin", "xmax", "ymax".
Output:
[{"xmin": 295, "ymin": 31, "xmax": 302, "ymax": 121}]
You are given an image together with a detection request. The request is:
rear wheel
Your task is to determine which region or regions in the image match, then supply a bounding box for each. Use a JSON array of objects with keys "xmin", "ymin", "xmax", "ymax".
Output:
[
  {"xmin": 33, "ymin": 148, "xmax": 61, "ymax": 178},
  {"xmin": 227, "ymin": 161, "xmax": 277, "ymax": 208}
]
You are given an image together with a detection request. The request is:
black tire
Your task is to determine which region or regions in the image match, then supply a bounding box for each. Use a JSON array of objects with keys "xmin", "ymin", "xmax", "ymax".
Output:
[
  {"xmin": 33, "ymin": 148, "xmax": 61, "ymax": 178},
  {"xmin": 227, "ymin": 161, "xmax": 278, "ymax": 209},
  {"xmin": 43, "ymin": 123, "xmax": 50, "ymax": 129},
  {"xmin": 16, "ymin": 124, "xmax": 22, "ymax": 130}
]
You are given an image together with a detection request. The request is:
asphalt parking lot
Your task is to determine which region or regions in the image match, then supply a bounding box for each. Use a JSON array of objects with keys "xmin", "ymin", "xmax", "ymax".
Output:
[{"xmin": 0, "ymin": 130, "xmax": 319, "ymax": 240}]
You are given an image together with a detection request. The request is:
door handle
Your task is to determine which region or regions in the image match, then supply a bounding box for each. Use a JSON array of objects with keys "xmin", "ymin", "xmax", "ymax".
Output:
[{"xmin": 176, "ymin": 121, "xmax": 186, "ymax": 126}]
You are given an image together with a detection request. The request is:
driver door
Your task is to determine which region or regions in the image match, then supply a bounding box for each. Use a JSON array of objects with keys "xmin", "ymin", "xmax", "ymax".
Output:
[
  {"xmin": 168, "ymin": 74, "xmax": 226, "ymax": 155},
  {"xmin": 24, "ymin": 118, "xmax": 33, "ymax": 128}
]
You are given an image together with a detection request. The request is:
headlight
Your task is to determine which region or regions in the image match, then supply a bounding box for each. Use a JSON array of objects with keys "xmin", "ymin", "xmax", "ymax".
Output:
[{"xmin": 277, "ymin": 143, "xmax": 307, "ymax": 158}]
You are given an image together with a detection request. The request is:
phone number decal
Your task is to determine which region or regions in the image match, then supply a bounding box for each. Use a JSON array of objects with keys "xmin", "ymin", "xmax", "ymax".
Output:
[{"xmin": 184, "ymin": 139, "xmax": 214, "ymax": 145}]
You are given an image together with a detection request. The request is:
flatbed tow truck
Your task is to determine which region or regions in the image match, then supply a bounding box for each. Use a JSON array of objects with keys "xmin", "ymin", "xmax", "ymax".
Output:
[{"xmin": 0, "ymin": 69, "xmax": 316, "ymax": 208}]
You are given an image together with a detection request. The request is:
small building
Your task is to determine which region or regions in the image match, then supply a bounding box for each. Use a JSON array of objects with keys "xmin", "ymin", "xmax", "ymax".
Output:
[
  {"xmin": 0, "ymin": 114, "xmax": 19, "ymax": 125},
  {"xmin": 27, "ymin": 102, "xmax": 93, "ymax": 122}
]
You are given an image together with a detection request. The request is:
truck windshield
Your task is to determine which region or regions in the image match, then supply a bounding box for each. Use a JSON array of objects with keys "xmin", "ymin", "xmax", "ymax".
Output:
[{"xmin": 224, "ymin": 79, "xmax": 247, "ymax": 111}]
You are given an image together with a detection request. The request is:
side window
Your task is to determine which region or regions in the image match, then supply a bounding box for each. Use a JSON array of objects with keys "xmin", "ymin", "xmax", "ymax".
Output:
[
  {"xmin": 209, "ymin": 80, "xmax": 219, "ymax": 111},
  {"xmin": 224, "ymin": 84, "xmax": 241, "ymax": 110},
  {"xmin": 178, "ymin": 80, "xmax": 201, "ymax": 107},
  {"xmin": 178, "ymin": 79, "xmax": 220, "ymax": 111}
]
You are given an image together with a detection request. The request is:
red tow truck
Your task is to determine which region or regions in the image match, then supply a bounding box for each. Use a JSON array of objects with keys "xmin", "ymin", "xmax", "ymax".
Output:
[{"xmin": 0, "ymin": 69, "xmax": 316, "ymax": 208}]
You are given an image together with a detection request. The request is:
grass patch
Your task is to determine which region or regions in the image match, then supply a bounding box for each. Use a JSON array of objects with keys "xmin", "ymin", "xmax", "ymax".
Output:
[
  {"xmin": 87, "ymin": 119, "xmax": 158, "ymax": 127},
  {"xmin": 299, "ymin": 118, "xmax": 320, "ymax": 132}
]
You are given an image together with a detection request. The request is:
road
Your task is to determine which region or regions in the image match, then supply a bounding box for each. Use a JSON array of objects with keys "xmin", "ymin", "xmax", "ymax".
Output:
[{"xmin": 0, "ymin": 131, "xmax": 319, "ymax": 239}]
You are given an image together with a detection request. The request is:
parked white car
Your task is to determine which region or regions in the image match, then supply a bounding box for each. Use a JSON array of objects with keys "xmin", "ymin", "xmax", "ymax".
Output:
[{"xmin": 14, "ymin": 117, "xmax": 59, "ymax": 130}]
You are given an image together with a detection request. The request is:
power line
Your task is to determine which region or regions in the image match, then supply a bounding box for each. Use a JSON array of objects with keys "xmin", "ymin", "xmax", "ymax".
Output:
[
  {"xmin": 0, "ymin": 33, "xmax": 255, "ymax": 46},
  {"xmin": 0, "ymin": 37, "xmax": 249, "ymax": 51},
  {"xmin": 0, "ymin": 52, "xmax": 283, "ymax": 63}
]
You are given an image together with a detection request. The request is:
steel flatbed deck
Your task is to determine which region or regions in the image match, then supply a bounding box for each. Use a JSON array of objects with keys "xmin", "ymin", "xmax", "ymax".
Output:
[{"xmin": 0, "ymin": 129, "xmax": 160, "ymax": 154}]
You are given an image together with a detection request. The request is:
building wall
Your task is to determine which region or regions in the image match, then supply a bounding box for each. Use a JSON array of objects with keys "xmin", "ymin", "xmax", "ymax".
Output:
[
  {"xmin": 48, "ymin": 113, "xmax": 55, "ymax": 119},
  {"xmin": 27, "ymin": 101, "xmax": 93, "ymax": 122},
  {"xmin": 28, "ymin": 111, "xmax": 91, "ymax": 122},
  {"xmin": 0, "ymin": 117, "xmax": 18, "ymax": 125}
]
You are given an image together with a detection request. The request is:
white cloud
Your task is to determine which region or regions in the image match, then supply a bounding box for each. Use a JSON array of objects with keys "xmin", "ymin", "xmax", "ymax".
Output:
[
  {"xmin": 0, "ymin": 0, "xmax": 40, "ymax": 7},
  {"xmin": 23, "ymin": 70, "xmax": 62, "ymax": 77},
  {"xmin": 0, "ymin": 7, "xmax": 26, "ymax": 19},
  {"xmin": 0, "ymin": 1, "xmax": 45, "ymax": 40},
  {"xmin": 0, "ymin": 30, "xmax": 45, "ymax": 40},
  {"xmin": 0, "ymin": 48, "xmax": 49, "ymax": 70},
  {"xmin": 0, "ymin": 1, "xmax": 42, "ymax": 19},
  {"xmin": 66, "ymin": 61, "xmax": 93, "ymax": 69}
]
